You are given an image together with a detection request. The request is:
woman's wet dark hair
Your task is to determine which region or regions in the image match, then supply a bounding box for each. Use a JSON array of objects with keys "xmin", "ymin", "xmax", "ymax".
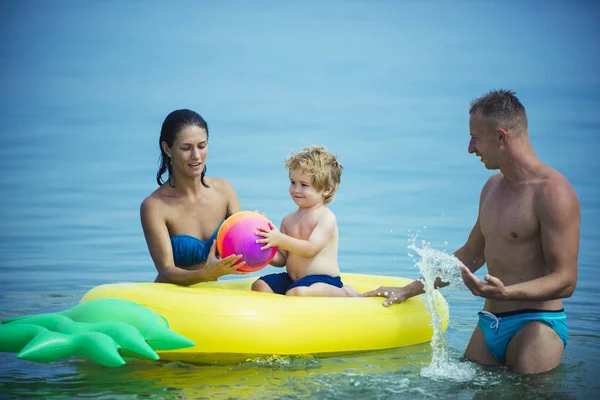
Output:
[{"xmin": 156, "ymin": 109, "xmax": 210, "ymax": 188}]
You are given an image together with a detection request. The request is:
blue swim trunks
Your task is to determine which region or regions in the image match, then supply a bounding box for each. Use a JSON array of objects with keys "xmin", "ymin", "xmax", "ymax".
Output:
[
  {"xmin": 258, "ymin": 272, "xmax": 343, "ymax": 295},
  {"xmin": 477, "ymin": 308, "xmax": 568, "ymax": 362}
]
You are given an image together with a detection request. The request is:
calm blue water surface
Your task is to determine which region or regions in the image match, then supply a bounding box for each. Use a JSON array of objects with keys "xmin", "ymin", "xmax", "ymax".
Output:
[{"xmin": 1, "ymin": 1, "xmax": 599, "ymax": 398}]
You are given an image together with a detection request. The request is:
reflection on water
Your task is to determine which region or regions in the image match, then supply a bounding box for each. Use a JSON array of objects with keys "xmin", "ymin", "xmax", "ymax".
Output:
[{"xmin": 0, "ymin": 346, "xmax": 583, "ymax": 399}]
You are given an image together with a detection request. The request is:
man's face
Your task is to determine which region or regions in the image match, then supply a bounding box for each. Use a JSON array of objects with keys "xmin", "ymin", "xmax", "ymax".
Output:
[{"xmin": 468, "ymin": 113, "xmax": 499, "ymax": 170}]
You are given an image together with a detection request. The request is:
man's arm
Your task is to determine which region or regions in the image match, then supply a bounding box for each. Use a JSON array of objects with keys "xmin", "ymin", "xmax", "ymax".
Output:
[
  {"xmin": 454, "ymin": 217, "xmax": 487, "ymax": 274},
  {"xmin": 506, "ymin": 181, "xmax": 579, "ymax": 300}
]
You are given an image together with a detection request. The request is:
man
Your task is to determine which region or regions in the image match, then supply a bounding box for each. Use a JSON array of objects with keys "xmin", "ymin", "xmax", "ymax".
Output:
[{"xmin": 364, "ymin": 90, "xmax": 580, "ymax": 374}]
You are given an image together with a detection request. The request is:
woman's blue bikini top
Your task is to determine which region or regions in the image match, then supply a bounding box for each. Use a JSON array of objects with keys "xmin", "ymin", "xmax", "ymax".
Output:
[{"xmin": 170, "ymin": 223, "xmax": 222, "ymax": 268}]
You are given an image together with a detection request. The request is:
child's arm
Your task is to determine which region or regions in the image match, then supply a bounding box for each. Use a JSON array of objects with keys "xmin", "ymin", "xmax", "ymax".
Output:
[
  {"xmin": 256, "ymin": 213, "xmax": 336, "ymax": 258},
  {"xmin": 269, "ymin": 221, "xmax": 288, "ymax": 267},
  {"xmin": 270, "ymin": 248, "xmax": 288, "ymax": 267}
]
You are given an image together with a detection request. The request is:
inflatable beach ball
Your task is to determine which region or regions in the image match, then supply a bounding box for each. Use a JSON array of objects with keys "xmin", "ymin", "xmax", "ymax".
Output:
[{"xmin": 216, "ymin": 211, "xmax": 277, "ymax": 272}]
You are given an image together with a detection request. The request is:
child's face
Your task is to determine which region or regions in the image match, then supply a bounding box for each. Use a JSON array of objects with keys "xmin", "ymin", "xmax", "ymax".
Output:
[{"xmin": 288, "ymin": 169, "xmax": 327, "ymax": 208}]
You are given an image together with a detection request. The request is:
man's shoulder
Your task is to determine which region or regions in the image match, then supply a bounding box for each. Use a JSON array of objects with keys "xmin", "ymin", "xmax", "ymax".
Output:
[
  {"xmin": 486, "ymin": 172, "xmax": 503, "ymax": 184},
  {"xmin": 538, "ymin": 166, "xmax": 577, "ymax": 198},
  {"xmin": 535, "ymin": 167, "xmax": 580, "ymax": 216},
  {"xmin": 480, "ymin": 172, "xmax": 503, "ymax": 196}
]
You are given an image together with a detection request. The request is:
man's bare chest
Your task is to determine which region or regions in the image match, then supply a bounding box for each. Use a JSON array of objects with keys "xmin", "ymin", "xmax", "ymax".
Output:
[{"xmin": 480, "ymin": 185, "xmax": 539, "ymax": 242}]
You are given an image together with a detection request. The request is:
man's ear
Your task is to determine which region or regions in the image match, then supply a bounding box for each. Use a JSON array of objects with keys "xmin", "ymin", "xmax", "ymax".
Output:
[
  {"xmin": 323, "ymin": 185, "xmax": 334, "ymax": 197},
  {"xmin": 496, "ymin": 128, "xmax": 508, "ymax": 146}
]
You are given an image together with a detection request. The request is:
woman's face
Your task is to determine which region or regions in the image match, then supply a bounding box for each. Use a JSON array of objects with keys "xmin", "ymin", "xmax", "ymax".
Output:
[{"xmin": 165, "ymin": 125, "xmax": 208, "ymax": 179}]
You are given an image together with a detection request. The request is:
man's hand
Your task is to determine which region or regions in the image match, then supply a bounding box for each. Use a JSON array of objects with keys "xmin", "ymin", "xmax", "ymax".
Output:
[
  {"xmin": 362, "ymin": 286, "xmax": 413, "ymax": 307},
  {"xmin": 459, "ymin": 264, "xmax": 506, "ymax": 300}
]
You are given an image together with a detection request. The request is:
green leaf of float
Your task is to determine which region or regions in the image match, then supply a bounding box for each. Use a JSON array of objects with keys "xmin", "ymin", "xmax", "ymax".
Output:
[
  {"xmin": 0, "ymin": 298, "xmax": 195, "ymax": 367},
  {"xmin": 59, "ymin": 299, "xmax": 194, "ymax": 350},
  {"xmin": 4, "ymin": 299, "xmax": 194, "ymax": 350},
  {"xmin": 6, "ymin": 314, "xmax": 159, "ymax": 360},
  {"xmin": 0, "ymin": 324, "xmax": 48, "ymax": 352},
  {"xmin": 17, "ymin": 330, "xmax": 126, "ymax": 368}
]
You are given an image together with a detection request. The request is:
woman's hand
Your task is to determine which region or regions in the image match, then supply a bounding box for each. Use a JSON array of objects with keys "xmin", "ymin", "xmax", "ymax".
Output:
[{"xmin": 202, "ymin": 242, "xmax": 248, "ymax": 279}]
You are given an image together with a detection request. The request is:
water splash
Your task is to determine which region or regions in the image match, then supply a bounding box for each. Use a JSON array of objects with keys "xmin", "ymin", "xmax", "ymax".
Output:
[{"xmin": 408, "ymin": 234, "xmax": 476, "ymax": 381}]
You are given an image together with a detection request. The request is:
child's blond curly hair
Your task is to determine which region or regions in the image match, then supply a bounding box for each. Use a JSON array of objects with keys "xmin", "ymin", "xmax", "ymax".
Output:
[{"xmin": 285, "ymin": 145, "xmax": 343, "ymax": 204}]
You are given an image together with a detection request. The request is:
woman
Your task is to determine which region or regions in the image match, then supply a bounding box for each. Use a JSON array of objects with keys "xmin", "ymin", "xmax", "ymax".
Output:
[{"xmin": 140, "ymin": 109, "xmax": 246, "ymax": 285}]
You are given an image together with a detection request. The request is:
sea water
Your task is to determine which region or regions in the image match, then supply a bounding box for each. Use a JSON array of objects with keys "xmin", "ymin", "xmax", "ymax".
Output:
[{"xmin": 407, "ymin": 233, "xmax": 478, "ymax": 381}]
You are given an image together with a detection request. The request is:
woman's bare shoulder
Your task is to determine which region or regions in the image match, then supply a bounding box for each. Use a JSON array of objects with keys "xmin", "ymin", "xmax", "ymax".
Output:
[
  {"xmin": 208, "ymin": 177, "xmax": 233, "ymax": 191},
  {"xmin": 140, "ymin": 186, "xmax": 170, "ymax": 214},
  {"xmin": 207, "ymin": 177, "xmax": 239, "ymax": 201}
]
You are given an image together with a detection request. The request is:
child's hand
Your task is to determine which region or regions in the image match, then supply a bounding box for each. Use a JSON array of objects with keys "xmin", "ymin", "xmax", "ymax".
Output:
[{"xmin": 255, "ymin": 222, "xmax": 281, "ymax": 250}]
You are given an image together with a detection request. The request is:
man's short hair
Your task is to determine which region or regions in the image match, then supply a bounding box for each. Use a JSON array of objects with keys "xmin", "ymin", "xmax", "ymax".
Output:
[{"xmin": 469, "ymin": 89, "xmax": 528, "ymax": 134}]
